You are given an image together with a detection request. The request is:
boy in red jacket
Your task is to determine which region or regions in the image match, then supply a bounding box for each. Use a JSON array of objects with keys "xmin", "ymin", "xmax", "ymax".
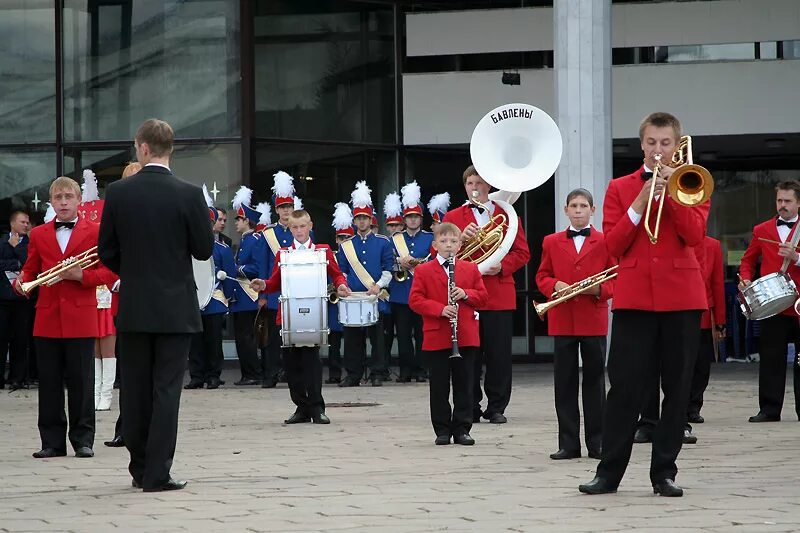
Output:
[{"xmin": 409, "ymin": 222, "xmax": 488, "ymax": 445}]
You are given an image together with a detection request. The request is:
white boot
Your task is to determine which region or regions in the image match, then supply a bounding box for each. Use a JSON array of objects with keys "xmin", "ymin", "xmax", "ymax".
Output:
[
  {"xmin": 94, "ymin": 358, "xmax": 103, "ymax": 410},
  {"xmin": 97, "ymin": 358, "xmax": 116, "ymax": 411}
]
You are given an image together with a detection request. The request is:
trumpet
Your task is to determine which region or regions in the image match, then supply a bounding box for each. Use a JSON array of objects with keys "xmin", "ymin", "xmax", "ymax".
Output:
[
  {"xmin": 458, "ymin": 191, "xmax": 508, "ymax": 264},
  {"xmin": 644, "ymin": 135, "xmax": 713, "ymax": 244},
  {"xmin": 533, "ymin": 265, "xmax": 618, "ymax": 319},
  {"xmin": 19, "ymin": 246, "xmax": 99, "ymax": 294},
  {"xmin": 393, "ymin": 254, "xmax": 430, "ymax": 282}
]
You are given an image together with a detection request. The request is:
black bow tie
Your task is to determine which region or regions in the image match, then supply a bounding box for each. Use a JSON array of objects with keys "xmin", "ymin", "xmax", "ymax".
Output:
[
  {"xmin": 567, "ymin": 228, "xmax": 590, "ymax": 239},
  {"xmin": 55, "ymin": 221, "xmax": 76, "ymax": 230},
  {"xmin": 641, "ymin": 171, "xmax": 653, "ymax": 181},
  {"xmin": 471, "ymin": 204, "xmax": 486, "ymax": 215},
  {"xmin": 777, "ymin": 219, "xmax": 796, "ymax": 228}
]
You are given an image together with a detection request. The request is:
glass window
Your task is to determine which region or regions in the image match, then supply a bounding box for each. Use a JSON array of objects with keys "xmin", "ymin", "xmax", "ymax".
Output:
[
  {"xmin": 759, "ymin": 41, "xmax": 778, "ymax": 60},
  {"xmin": 0, "ymin": 149, "xmax": 58, "ymax": 230},
  {"xmin": 655, "ymin": 43, "xmax": 755, "ymax": 63},
  {"xmin": 62, "ymin": 0, "xmax": 240, "ymax": 141},
  {"xmin": 784, "ymin": 40, "xmax": 800, "ymax": 59},
  {"xmin": 0, "ymin": 1, "xmax": 56, "ymax": 143},
  {"xmin": 254, "ymin": 1, "xmax": 396, "ymax": 144}
]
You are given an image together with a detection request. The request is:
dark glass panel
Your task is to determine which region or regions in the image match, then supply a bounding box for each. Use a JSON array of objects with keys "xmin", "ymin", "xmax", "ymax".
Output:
[{"xmin": 0, "ymin": 149, "xmax": 58, "ymax": 231}]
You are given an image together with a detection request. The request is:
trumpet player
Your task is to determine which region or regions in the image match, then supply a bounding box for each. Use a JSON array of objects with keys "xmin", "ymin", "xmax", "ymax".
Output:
[
  {"xmin": 16, "ymin": 176, "xmax": 117, "ymax": 459},
  {"xmin": 409, "ymin": 223, "xmax": 487, "ymax": 445},
  {"xmin": 535, "ymin": 188, "xmax": 615, "ymax": 461},
  {"xmin": 579, "ymin": 112, "xmax": 710, "ymax": 498},
  {"xmin": 444, "ymin": 165, "xmax": 530, "ymax": 424}
]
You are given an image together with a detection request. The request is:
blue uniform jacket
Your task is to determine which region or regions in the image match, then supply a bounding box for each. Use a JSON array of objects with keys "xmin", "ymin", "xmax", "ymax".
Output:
[
  {"xmin": 262, "ymin": 223, "xmax": 293, "ymax": 310},
  {"xmin": 231, "ymin": 231, "xmax": 266, "ymax": 313},
  {"xmin": 336, "ymin": 233, "xmax": 394, "ymax": 314},
  {"xmin": 388, "ymin": 230, "xmax": 434, "ymax": 305},
  {"xmin": 203, "ymin": 240, "xmax": 237, "ymax": 316}
]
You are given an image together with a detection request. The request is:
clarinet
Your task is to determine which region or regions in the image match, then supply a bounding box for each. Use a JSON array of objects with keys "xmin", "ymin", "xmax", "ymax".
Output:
[{"xmin": 447, "ymin": 254, "xmax": 462, "ymax": 359}]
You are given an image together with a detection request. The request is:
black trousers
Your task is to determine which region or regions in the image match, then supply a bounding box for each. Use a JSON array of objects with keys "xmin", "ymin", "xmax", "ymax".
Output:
[
  {"xmin": 597, "ymin": 310, "xmax": 700, "ymax": 485},
  {"xmin": 553, "ymin": 336, "xmax": 606, "ymax": 453},
  {"xmin": 0, "ymin": 299, "xmax": 33, "ymax": 386},
  {"xmin": 393, "ymin": 303, "xmax": 425, "ymax": 378},
  {"xmin": 233, "ymin": 310, "xmax": 260, "ymax": 380},
  {"xmin": 429, "ymin": 347, "xmax": 476, "ymax": 437},
  {"xmin": 261, "ymin": 308, "xmax": 283, "ymax": 380},
  {"xmin": 757, "ymin": 314, "xmax": 800, "ymax": 418},
  {"xmin": 383, "ymin": 311, "xmax": 396, "ymax": 371},
  {"xmin": 636, "ymin": 364, "xmax": 661, "ymax": 431},
  {"xmin": 474, "ymin": 310, "xmax": 513, "ymax": 416},
  {"xmin": 343, "ymin": 317, "xmax": 385, "ymax": 380},
  {"xmin": 328, "ymin": 330, "xmax": 342, "ymax": 380},
  {"xmin": 688, "ymin": 328, "xmax": 715, "ymax": 417},
  {"xmin": 188, "ymin": 314, "xmax": 224, "ymax": 382},
  {"xmin": 119, "ymin": 332, "xmax": 190, "ymax": 489},
  {"xmin": 35, "ymin": 337, "xmax": 95, "ymax": 452},
  {"xmin": 284, "ymin": 346, "xmax": 325, "ymax": 415}
]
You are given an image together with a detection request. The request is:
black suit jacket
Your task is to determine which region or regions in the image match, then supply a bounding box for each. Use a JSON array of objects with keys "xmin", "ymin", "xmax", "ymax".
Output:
[
  {"xmin": 0, "ymin": 233, "xmax": 28, "ymax": 301},
  {"xmin": 98, "ymin": 165, "xmax": 214, "ymax": 333}
]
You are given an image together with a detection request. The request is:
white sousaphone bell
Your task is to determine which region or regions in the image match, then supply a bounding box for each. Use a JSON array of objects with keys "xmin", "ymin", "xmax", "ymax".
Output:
[{"xmin": 467, "ymin": 103, "xmax": 563, "ymax": 273}]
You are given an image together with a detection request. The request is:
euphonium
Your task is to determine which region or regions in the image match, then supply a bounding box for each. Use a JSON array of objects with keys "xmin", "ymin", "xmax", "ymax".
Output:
[{"xmin": 457, "ymin": 191, "xmax": 508, "ymax": 264}]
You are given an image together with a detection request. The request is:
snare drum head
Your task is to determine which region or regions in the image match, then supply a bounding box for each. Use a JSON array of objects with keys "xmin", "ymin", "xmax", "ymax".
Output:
[{"xmin": 192, "ymin": 257, "xmax": 215, "ymax": 310}]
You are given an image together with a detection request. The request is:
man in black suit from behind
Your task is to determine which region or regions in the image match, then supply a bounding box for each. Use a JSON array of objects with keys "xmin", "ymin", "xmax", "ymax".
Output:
[{"xmin": 98, "ymin": 119, "xmax": 213, "ymax": 492}]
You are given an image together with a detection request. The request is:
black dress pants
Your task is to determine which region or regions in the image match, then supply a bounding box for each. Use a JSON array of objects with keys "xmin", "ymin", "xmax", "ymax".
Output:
[
  {"xmin": 119, "ymin": 332, "xmax": 190, "ymax": 489},
  {"xmin": 261, "ymin": 308, "xmax": 283, "ymax": 381},
  {"xmin": 233, "ymin": 310, "xmax": 260, "ymax": 380},
  {"xmin": 429, "ymin": 347, "xmax": 476, "ymax": 437},
  {"xmin": 343, "ymin": 318, "xmax": 384, "ymax": 380},
  {"xmin": 474, "ymin": 310, "xmax": 513, "ymax": 416},
  {"xmin": 35, "ymin": 337, "xmax": 95, "ymax": 452},
  {"xmin": 383, "ymin": 311, "xmax": 396, "ymax": 372},
  {"xmin": 188, "ymin": 314, "xmax": 225, "ymax": 382},
  {"xmin": 393, "ymin": 303, "xmax": 425, "ymax": 379},
  {"xmin": 328, "ymin": 330, "xmax": 342, "ymax": 380},
  {"xmin": 553, "ymin": 336, "xmax": 606, "ymax": 453},
  {"xmin": 284, "ymin": 346, "xmax": 325, "ymax": 415},
  {"xmin": 0, "ymin": 299, "xmax": 33, "ymax": 386},
  {"xmin": 756, "ymin": 314, "xmax": 800, "ymax": 418},
  {"xmin": 688, "ymin": 328, "xmax": 715, "ymax": 417},
  {"xmin": 596, "ymin": 310, "xmax": 700, "ymax": 485}
]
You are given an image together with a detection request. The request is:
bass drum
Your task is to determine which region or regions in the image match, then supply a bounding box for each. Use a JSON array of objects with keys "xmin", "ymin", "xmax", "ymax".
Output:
[
  {"xmin": 192, "ymin": 257, "xmax": 216, "ymax": 311},
  {"xmin": 279, "ymin": 248, "xmax": 329, "ymax": 347}
]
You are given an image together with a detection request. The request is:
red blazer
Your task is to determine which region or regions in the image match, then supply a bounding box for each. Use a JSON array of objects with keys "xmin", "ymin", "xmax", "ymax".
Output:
[
  {"xmin": 262, "ymin": 242, "xmax": 347, "ymax": 325},
  {"xmin": 535, "ymin": 226, "xmax": 616, "ymax": 336},
  {"xmin": 739, "ymin": 218, "xmax": 800, "ymax": 317},
  {"xmin": 696, "ymin": 236, "xmax": 726, "ymax": 329},
  {"xmin": 603, "ymin": 166, "xmax": 709, "ymax": 312},
  {"xmin": 20, "ymin": 218, "xmax": 117, "ymax": 338},
  {"xmin": 443, "ymin": 203, "xmax": 530, "ymax": 311},
  {"xmin": 408, "ymin": 258, "xmax": 488, "ymax": 351}
]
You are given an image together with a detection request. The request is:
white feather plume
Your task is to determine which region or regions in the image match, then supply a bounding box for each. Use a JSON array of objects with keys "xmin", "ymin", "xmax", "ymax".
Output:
[
  {"xmin": 44, "ymin": 203, "xmax": 56, "ymax": 223},
  {"xmin": 332, "ymin": 202, "xmax": 353, "ymax": 230},
  {"xmin": 202, "ymin": 184, "xmax": 214, "ymax": 208},
  {"xmin": 81, "ymin": 169, "xmax": 99, "ymax": 202},
  {"xmin": 427, "ymin": 192, "xmax": 451, "ymax": 215},
  {"xmin": 350, "ymin": 180, "xmax": 372, "ymax": 208},
  {"xmin": 400, "ymin": 181, "xmax": 421, "ymax": 209},
  {"xmin": 256, "ymin": 202, "xmax": 271, "ymax": 225},
  {"xmin": 231, "ymin": 186, "xmax": 253, "ymax": 210},
  {"xmin": 294, "ymin": 196, "xmax": 303, "ymax": 211},
  {"xmin": 383, "ymin": 192, "xmax": 402, "ymax": 218},
  {"xmin": 272, "ymin": 171, "xmax": 295, "ymax": 197}
]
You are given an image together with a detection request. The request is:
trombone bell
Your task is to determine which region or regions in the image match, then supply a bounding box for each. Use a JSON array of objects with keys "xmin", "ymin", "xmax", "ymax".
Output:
[{"xmin": 668, "ymin": 164, "xmax": 714, "ymax": 207}]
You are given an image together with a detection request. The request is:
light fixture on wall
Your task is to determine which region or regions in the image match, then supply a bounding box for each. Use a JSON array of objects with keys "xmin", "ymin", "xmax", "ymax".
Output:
[{"xmin": 501, "ymin": 71, "xmax": 520, "ymax": 86}]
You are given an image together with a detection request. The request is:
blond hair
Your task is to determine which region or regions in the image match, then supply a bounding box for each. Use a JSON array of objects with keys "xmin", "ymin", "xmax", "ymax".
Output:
[
  {"xmin": 289, "ymin": 209, "xmax": 312, "ymax": 225},
  {"xmin": 49, "ymin": 176, "xmax": 81, "ymax": 198},
  {"xmin": 121, "ymin": 161, "xmax": 142, "ymax": 179},
  {"xmin": 639, "ymin": 112, "xmax": 681, "ymax": 141},
  {"xmin": 434, "ymin": 221, "xmax": 461, "ymax": 239}
]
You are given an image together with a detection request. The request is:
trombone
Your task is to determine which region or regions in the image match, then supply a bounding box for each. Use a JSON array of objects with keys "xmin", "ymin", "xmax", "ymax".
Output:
[
  {"xmin": 19, "ymin": 246, "xmax": 99, "ymax": 294},
  {"xmin": 533, "ymin": 265, "xmax": 618, "ymax": 319},
  {"xmin": 458, "ymin": 191, "xmax": 508, "ymax": 264},
  {"xmin": 644, "ymin": 135, "xmax": 713, "ymax": 244}
]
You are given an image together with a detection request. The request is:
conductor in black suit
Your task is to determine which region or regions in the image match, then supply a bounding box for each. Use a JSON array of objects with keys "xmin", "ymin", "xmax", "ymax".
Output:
[{"xmin": 98, "ymin": 119, "xmax": 213, "ymax": 492}]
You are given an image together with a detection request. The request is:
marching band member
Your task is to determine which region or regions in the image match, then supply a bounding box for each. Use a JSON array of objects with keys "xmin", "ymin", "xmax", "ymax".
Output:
[
  {"xmin": 444, "ymin": 165, "xmax": 530, "ymax": 424},
  {"xmin": 409, "ymin": 222, "xmax": 488, "ymax": 445},
  {"xmin": 383, "ymin": 192, "xmax": 404, "ymax": 379},
  {"xmin": 739, "ymin": 181, "xmax": 800, "ymax": 423},
  {"xmin": 185, "ymin": 187, "xmax": 237, "ymax": 390},
  {"xmin": 370, "ymin": 213, "xmax": 380, "ymax": 235},
  {"xmin": 535, "ymin": 188, "xmax": 614, "ymax": 460},
  {"xmin": 337, "ymin": 181, "xmax": 394, "ymax": 387},
  {"xmin": 250, "ymin": 209, "xmax": 350, "ymax": 424},
  {"xmin": 17, "ymin": 176, "xmax": 117, "ymax": 459},
  {"xmin": 0, "ymin": 209, "xmax": 32, "ymax": 391},
  {"xmin": 579, "ymin": 112, "xmax": 709, "ymax": 498},
  {"xmin": 428, "ymin": 192, "xmax": 450, "ymax": 232},
  {"xmin": 391, "ymin": 181, "xmax": 434, "ymax": 382},
  {"xmin": 230, "ymin": 187, "xmax": 267, "ymax": 386},
  {"xmin": 326, "ymin": 203, "xmax": 355, "ymax": 384}
]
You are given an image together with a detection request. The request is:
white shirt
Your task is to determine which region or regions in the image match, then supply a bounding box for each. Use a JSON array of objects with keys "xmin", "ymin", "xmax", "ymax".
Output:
[
  {"xmin": 437, "ymin": 253, "xmax": 455, "ymax": 276},
  {"xmin": 55, "ymin": 218, "xmax": 78, "ymax": 253},
  {"xmin": 293, "ymin": 239, "xmax": 313, "ymax": 250},
  {"xmin": 777, "ymin": 215, "xmax": 798, "ymax": 243},
  {"xmin": 628, "ymin": 165, "xmax": 654, "ymax": 226},
  {"xmin": 471, "ymin": 199, "xmax": 494, "ymax": 227},
  {"xmin": 568, "ymin": 225, "xmax": 589, "ymax": 253},
  {"xmin": 144, "ymin": 162, "xmax": 171, "ymax": 171}
]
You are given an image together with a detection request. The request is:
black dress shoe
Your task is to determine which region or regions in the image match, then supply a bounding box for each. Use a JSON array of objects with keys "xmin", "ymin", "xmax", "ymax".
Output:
[
  {"xmin": 183, "ymin": 380, "xmax": 204, "ymax": 390},
  {"xmin": 338, "ymin": 378, "xmax": 359, "ymax": 387},
  {"xmin": 578, "ymin": 476, "xmax": 618, "ymax": 495},
  {"xmin": 653, "ymin": 479, "xmax": 683, "ymax": 497},
  {"xmin": 75, "ymin": 446, "xmax": 94, "ymax": 458},
  {"xmin": 284, "ymin": 411, "xmax": 312, "ymax": 424},
  {"xmin": 8, "ymin": 382, "xmax": 28, "ymax": 391},
  {"xmin": 587, "ymin": 449, "xmax": 602, "ymax": 460},
  {"xmin": 550, "ymin": 449, "xmax": 580, "ymax": 460},
  {"xmin": 687, "ymin": 412, "xmax": 704, "ymax": 424},
  {"xmin": 682, "ymin": 429, "xmax": 697, "ymax": 444},
  {"xmin": 261, "ymin": 378, "xmax": 278, "ymax": 389},
  {"xmin": 234, "ymin": 378, "xmax": 260, "ymax": 386},
  {"xmin": 104, "ymin": 435, "xmax": 125, "ymax": 447},
  {"xmin": 206, "ymin": 378, "xmax": 221, "ymax": 390},
  {"xmin": 324, "ymin": 377, "xmax": 341, "ymax": 384},
  {"xmin": 453, "ymin": 433, "xmax": 475, "ymax": 445},
  {"xmin": 312, "ymin": 412, "xmax": 331, "ymax": 424},
  {"xmin": 486, "ymin": 413, "xmax": 507, "ymax": 424},
  {"xmin": 395, "ymin": 376, "xmax": 411, "ymax": 383},
  {"xmin": 132, "ymin": 479, "xmax": 142, "ymax": 489},
  {"xmin": 143, "ymin": 478, "xmax": 187, "ymax": 492},
  {"xmin": 414, "ymin": 376, "xmax": 427, "ymax": 383},
  {"xmin": 435, "ymin": 435, "xmax": 450, "ymax": 445},
  {"xmin": 32, "ymin": 448, "xmax": 67, "ymax": 459},
  {"xmin": 749, "ymin": 412, "xmax": 780, "ymax": 423},
  {"xmin": 633, "ymin": 427, "xmax": 653, "ymax": 443}
]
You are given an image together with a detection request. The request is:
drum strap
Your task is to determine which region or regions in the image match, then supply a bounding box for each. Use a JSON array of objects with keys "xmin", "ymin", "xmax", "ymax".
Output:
[
  {"xmin": 263, "ymin": 228, "xmax": 281, "ymax": 256},
  {"xmin": 211, "ymin": 289, "xmax": 228, "ymax": 307},
  {"xmin": 236, "ymin": 278, "xmax": 260, "ymax": 302},
  {"xmin": 392, "ymin": 233, "xmax": 411, "ymax": 258},
  {"xmin": 341, "ymin": 239, "xmax": 378, "ymax": 289}
]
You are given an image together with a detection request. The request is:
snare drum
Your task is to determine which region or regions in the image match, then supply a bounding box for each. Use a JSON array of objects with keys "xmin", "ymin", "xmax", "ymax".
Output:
[
  {"xmin": 739, "ymin": 272, "xmax": 798, "ymax": 320},
  {"xmin": 279, "ymin": 248, "xmax": 329, "ymax": 347},
  {"xmin": 192, "ymin": 257, "xmax": 216, "ymax": 311},
  {"xmin": 338, "ymin": 293, "xmax": 379, "ymax": 327}
]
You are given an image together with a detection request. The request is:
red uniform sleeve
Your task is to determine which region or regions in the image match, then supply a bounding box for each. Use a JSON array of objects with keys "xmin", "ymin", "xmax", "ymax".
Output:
[
  {"xmin": 738, "ymin": 226, "xmax": 761, "ymax": 282},
  {"xmin": 602, "ymin": 179, "xmax": 640, "ymax": 258},
  {"xmin": 263, "ymin": 256, "xmax": 281, "ymax": 294},
  {"xmin": 326, "ymin": 248, "xmax": 348, "ymax": 288},
  {"xmin": 597, "ymin": 250, "xmax": 617, "ymax": 302},
  {"xmin": 663, "ymin": 196, "xmax": 709, "ymax": 247},
  {"xmin": 81, "ymin": 261, "xmax": 118, "ymax": 288},
  {"xmin": 464, "ymin": 265, "xmax": 488, "ymax": 308},
  {"xmin": 409, "ymin": 269, "xmax": 446, "ymax": 319},
  {"xmin": 710, "ymin": 241, "xmax": 726, "ymax": 326},
  {"xmin": 19, "ymin": 232, "xmax": 42, "ymax": 288},
  {"xmin": 535, "ymin": 237, "xmax": 557, "ymax": 298}
]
